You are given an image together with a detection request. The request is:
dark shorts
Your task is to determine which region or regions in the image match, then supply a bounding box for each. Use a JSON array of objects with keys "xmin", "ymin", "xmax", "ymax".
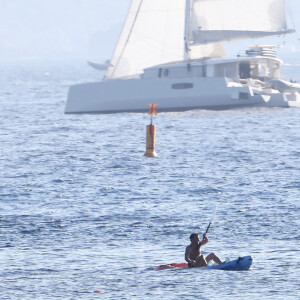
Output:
[{"xmin": 188, "ymin": 262, "xmax": 194, "ymax": 268}]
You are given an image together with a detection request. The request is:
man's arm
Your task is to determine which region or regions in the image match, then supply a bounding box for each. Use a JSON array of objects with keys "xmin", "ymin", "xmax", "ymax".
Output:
[{"xmin": 201, "ymin": 233, "xmax": 209, "ymax": 246}]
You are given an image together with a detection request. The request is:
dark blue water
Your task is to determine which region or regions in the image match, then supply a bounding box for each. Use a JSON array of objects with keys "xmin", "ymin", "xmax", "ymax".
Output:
[{"xmin": 0, "ymin": 59, "xmax": 300, "ymax": 299}]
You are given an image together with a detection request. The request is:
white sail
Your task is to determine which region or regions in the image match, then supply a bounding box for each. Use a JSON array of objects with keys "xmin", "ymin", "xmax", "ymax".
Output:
[
  {"xmin": 191, "ymin": 0, "xmax": 293, "ymax": 44},
  {"xmin": 186, "ymin": 0, "xmax": 225, "ymax": 59},
  {"xmin": 106, "ymin": 0, "xmax": 293, "ymax": 79},
  {"xmin": 189, "ymin": 44, "xmax": 225, "ymax": 59},
  {"xmin": 105, "ymin": 0, "xmax": 186, "ymax": 80}
]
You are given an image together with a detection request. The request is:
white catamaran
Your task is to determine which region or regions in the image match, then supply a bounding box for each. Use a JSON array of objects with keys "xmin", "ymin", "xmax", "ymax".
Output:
[{"xmin": 65, "ymin": 0, "xmax": 300, "ymax": 114}]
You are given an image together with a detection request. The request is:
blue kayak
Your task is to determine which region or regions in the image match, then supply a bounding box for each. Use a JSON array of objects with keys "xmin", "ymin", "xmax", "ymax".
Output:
[
  {"xmin": 155, "ymin": 256, "xmax": 253, "ymax": 271},
  {"xmin": 204, "ymin": 256, "xmax": 253, "ymax": 271}
]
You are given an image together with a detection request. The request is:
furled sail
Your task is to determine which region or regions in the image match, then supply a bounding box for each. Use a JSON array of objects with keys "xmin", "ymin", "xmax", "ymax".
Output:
[
  {"xmin": 191, "ymin": 0, "xmax": 294, "ymax": 44},
  {"xmin": 105, "ymin": 0, "xmax": 186, "ymax": 80}
]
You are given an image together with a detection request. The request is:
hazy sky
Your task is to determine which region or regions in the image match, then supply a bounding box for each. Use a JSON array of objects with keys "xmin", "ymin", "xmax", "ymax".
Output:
[
  {"xmin": 0, "ymin": 0, "xmax": 131, "ymax": 60},
  {"xmin": 0, "ymin": 0, "xmax": 299, "ymax": 61}
]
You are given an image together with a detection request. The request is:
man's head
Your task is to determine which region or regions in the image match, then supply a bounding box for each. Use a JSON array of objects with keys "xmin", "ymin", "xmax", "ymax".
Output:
[{"xmin": 190, "ymin": 233, "xmax": 200, "ymax": 243}]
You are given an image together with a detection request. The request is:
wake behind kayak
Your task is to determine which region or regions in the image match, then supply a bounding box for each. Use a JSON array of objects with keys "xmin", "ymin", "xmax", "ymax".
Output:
[{"xmin": 154, "ymin": 256, "xmax": 253, "ymax": 271}]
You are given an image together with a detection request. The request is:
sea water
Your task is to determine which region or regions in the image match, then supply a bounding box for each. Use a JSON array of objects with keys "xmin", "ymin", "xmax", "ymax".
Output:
[{"xmin": 0, "ymin": 59, "xmax": 299, "ymax": 299}]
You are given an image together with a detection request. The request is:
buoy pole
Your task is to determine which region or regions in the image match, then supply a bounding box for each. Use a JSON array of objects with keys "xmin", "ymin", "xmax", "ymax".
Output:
[{"xmin": 144, "ymin": 104, "xmax": 158, "ymax": 157}]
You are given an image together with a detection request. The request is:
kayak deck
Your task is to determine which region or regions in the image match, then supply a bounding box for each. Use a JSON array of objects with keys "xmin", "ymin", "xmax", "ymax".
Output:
[{"xmin": 154, "ymin": 256, "xmax": 253, "ymax": 271}]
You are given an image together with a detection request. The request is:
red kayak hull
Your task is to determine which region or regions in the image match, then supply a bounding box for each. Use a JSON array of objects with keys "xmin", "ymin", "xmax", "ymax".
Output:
[{"xmin": 154, "ymin": 263, "xmax": 188, "ymax": 271}]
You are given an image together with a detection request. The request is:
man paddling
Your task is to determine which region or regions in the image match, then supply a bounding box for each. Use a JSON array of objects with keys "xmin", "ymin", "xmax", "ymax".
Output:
[{"xmin": 185, "ymin": 233, "xmax": 223, "ymax": 268}]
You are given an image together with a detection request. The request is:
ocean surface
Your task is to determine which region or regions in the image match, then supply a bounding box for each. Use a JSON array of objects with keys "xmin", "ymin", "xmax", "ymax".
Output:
[{"xmin": 0, "ymin": 59, "xmax": 300, "ymax": 299}]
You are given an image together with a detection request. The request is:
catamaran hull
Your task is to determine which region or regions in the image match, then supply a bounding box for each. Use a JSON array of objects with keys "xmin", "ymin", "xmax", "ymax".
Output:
[{"xmin": 65, "ymin": 77, "xmax": 300, "ymax": 114}]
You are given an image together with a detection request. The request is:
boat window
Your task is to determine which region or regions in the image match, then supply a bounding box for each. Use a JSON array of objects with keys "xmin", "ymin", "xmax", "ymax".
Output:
[
  {"xmin": 258, "ymin": 63, "xmax": 269, "ymax": 78},
  {"xmin": 239, "ymin": 92, "xmax": 249, "ymax": 99},
  {"xmin": 202, "ymin": 64, "xmax": 207, "ymax": 77},
  {"xmin": 239, "ymin": 62, "xmax": 251, "ymax": 79},
  {"xmin": 247, "ymin": 62, "xmax": 270, "ymax": 80},
  {"xmin": 164, "ymin": 69, "xmax": 169, "ymax": 77},
  {"xmin": 172, "ymin": 83, "xmax": 194, "ymax": 89},
  {"xmin": 158, "ymin": 68, "xmax": 162, "ymax": 78}
]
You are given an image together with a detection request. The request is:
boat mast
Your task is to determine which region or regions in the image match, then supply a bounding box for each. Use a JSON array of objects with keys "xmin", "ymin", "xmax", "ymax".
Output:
[{"xmin": 184, "ymin": 0, "xmax": 191, "ymax": 60}]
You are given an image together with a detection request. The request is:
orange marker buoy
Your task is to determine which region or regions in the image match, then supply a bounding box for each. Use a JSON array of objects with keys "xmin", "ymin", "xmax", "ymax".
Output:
[
  {"xmin": 144, "ymin": 124, "xmax": 157, "ymax": 157},
  {"xmin": 144, "ymin": 104, "xmax": 158, "ymax": 157},
  {"xmin": 94, "ymin": 290, "xmax": 101, "ymax": 293}
]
